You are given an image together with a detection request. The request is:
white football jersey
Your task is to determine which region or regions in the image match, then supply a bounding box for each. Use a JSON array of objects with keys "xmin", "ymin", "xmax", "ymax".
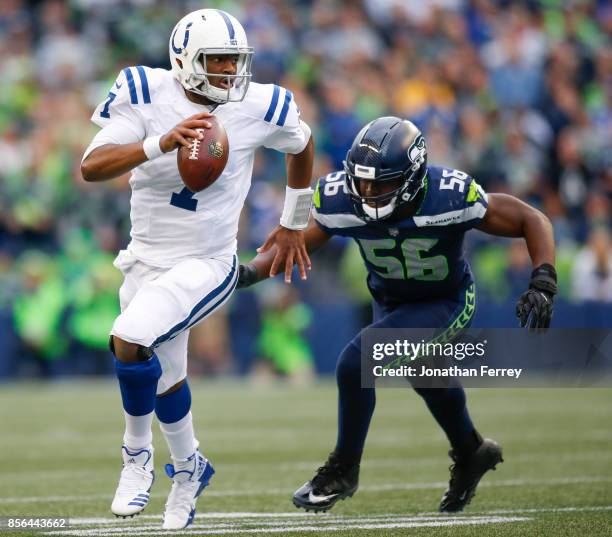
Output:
[{"xmin": 89, "ymin": 66, "xmax": 308, "ymax": 267}]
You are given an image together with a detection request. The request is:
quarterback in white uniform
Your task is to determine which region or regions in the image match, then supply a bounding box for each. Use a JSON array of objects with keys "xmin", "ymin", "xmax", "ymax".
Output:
[{"xmin": 80, "ymin": 9, "xmax": 313, "ymax": 530}]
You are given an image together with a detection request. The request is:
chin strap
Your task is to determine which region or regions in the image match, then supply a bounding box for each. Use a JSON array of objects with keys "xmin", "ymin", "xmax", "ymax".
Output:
[
  {"xmin": 361, "ymin": 189, "xmax": 405, "ymax": 221},
  {"xmin": 361, "ymin": 199, "xmax": 396, "ymax": 220}
]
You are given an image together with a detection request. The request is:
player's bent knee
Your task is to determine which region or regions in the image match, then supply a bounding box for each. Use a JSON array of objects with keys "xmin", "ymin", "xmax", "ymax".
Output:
[{"xmin": 110, "ymin": 335, "xmax": 151, "ymax": 363}]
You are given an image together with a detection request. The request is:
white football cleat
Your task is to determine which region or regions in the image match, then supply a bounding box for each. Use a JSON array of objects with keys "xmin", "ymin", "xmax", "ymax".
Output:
[
  {"xmin": 162, "ymin": 451, "xmax": 215, "ymax": 530},
  {"xmin": 111, "ymin": 445, "xmax": 155, "ymax": 517}
]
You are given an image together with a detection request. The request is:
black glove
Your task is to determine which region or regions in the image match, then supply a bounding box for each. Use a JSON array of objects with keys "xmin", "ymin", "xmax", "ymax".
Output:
[
  {"xmin": 516, "ymin": 263, "xmax": 557, "ymax": 332},
  {"xmin": 236, "ymin": 263, "xmax": 258, "ymax": 289}
]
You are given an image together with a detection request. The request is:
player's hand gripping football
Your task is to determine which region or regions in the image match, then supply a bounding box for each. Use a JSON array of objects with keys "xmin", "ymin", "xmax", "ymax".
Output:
[
  {"xmin": 257, "ymin": 226, "xmax": 311, "ymax": 283},
  {"xmin": 159, "ymin": 112, "xmax": 215, "ymax": 152},
  {"xmin": 516, "ymin": 263, "xmax": 557, "ymax": 332}
]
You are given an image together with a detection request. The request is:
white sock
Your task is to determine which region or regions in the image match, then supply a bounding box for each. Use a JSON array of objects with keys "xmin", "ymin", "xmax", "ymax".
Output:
[
  {"xmin": 123, "ymin": 410, "xmax": 154, "ymax": 449},
  {"xmin": 159, "ymin": 411, "xmax": 198, "ymax": 461}
]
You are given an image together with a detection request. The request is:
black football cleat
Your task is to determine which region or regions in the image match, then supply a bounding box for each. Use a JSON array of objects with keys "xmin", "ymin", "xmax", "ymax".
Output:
[
  {"xmin": 439, "ymin": 438, "xmax": 503, "ymax": 513},
  {"xmin": 292, "ymin": 452, "xmax": 359, "ymax": 512}
]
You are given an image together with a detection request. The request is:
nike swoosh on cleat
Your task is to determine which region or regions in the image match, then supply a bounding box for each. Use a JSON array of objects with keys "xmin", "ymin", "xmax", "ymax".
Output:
[
  {"xmin": 115, "ymin": 82, "xmax": 123, "ymax": 89},
  {"xmin": 308, "ymin": 491, "xmax": 340, "ymax": 503}
]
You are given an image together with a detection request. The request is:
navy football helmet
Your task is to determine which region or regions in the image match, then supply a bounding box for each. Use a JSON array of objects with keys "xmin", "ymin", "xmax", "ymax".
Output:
[{"xmin": 344, "ymin": 117, "xmax": 427, "ymax": 221}]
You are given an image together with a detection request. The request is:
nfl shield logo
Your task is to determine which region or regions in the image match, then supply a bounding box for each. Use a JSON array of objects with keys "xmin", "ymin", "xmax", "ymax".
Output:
[{"xmin": 208, "ymin": 141, "xmax": 225, "ymax": 159}]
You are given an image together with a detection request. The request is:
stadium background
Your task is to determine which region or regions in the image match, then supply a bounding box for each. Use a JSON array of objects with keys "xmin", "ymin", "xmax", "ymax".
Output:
[{"xmin": 0, "ymin": 0, "xmax": 610, "ymax": 381}]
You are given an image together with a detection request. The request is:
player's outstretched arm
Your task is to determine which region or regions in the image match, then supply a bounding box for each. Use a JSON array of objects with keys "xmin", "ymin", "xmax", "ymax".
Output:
[
  {"xmin": 475, "ymin": 193, "xmax": 557, "ymax": 330},
  {"xmin": 238, "ymin": 217, "xmax": 330, "ymax": 288},
  {"xmin": 475, "ymin": 193, "xmax": 554, "ymax": 266},
  {"xmin": 81, "ymin": 113, "xmax": 214, "ymax": 182},
  {"xmin": 257, "ymin": 135, "xmax": 315, "ymax": 282}
]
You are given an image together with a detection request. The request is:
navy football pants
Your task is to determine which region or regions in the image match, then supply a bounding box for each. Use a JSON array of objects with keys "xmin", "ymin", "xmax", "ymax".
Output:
[{"xmin": 335, "ymin": 285, "xmax": 479, "ymax": 460}]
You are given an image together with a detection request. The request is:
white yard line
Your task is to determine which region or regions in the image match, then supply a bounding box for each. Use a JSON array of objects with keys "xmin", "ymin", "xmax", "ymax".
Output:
[
  {"xmin": 42, "ymin": 516, "xmax": 531, "ymax": 536},
  {"xmin": 67, "ymin": 515, "xmax": 515, "ymax": 528},
  {"xmin": 1, "ymin": 475, "xmax": 611, "ymax": 504},
  {"xmin": 69, "ymin": 513, "xmax": 312, "ymax": 525},
  {"xmin": 23, "ymin": 505, "xmax": 612, "ymax": 536},
  {"xmin": 66, "ymin": 505, "xmax": 612, "ymax": 526}
]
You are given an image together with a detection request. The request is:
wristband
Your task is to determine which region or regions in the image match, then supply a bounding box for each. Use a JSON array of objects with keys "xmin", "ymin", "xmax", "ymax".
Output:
[
  {"xmin": 529, "ymin": 263, "xmax": 557, "ymax": 296},
  {"xmin": 143, "ymin": 135, "xmax": 164, "ymax": 161},
  {"xmin": 237, "ymin": 264, "xmax": 258, "ymax": 289},
  {"xmin": 280, "ymin": 186, "xmax": 313, "ymax": 230}
]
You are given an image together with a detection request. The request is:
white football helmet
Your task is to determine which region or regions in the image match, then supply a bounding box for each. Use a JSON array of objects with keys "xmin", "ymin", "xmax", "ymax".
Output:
[{"xmin": 169, "ymin": 9, "xmax": 254, "ymax": 103}]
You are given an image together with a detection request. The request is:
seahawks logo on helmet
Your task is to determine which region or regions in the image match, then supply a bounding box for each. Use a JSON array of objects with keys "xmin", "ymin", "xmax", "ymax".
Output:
[{"xmin": 408, "ymin": 135, "xmax": 426, "ymax": 172}]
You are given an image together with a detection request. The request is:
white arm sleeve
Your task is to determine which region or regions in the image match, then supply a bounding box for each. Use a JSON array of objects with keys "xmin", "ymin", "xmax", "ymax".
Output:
[{"xmin": 81, "ymin": 121, "xmax": 143, "ymax": 163}]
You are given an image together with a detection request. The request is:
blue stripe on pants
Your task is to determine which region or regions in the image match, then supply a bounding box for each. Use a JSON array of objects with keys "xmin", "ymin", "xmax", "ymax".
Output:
[{"xmin": 152, "ymin": 257, "xmax": 237, "ymax": 347}]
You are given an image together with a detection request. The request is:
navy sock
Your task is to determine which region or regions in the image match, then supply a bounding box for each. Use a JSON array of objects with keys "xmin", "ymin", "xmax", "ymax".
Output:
[
  {"xmin": 114, "ymin": 354, "xmax": 162, "ymax": 416},
  {"xmin": 334, "ymin": 342, "xmax": 374, "ymax": 464},
  {"xmin": 414, "ymin": 384, "xmax": 481, "ymax": 458},
  {"xmin": 155, "ymin": 380, "xmax": 191, "ymax": 424}
]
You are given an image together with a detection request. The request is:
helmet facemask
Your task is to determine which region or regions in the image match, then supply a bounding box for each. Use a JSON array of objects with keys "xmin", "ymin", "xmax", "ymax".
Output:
[
  {"xmin": 185, "ymin": 48, "xmax": 253, "ymax": 103},
  {"xmin": 344, "ymin": 140, "xmax": 427, "ymax": 222}
]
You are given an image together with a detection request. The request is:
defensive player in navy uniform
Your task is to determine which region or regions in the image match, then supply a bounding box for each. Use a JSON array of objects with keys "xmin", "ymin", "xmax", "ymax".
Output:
[{"xmin": 238, "ymin": 117, "xmax": 557, "ymax": 513}]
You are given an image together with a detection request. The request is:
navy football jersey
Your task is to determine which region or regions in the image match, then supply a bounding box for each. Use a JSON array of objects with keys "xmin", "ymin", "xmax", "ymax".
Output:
[{"xmin": 312, "ymin": 166, "xmax": 488, "ymax": 305}]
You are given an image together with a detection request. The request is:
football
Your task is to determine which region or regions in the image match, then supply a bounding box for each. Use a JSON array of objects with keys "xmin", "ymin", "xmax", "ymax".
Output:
[{"xmin": 177, "ymin": 117, "xmax": 229, "ymax": 192}]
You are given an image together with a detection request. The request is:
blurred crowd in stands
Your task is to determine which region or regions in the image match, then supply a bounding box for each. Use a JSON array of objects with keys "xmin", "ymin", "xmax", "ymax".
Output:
[{"xmin": 0, "ymin": 0, "xmax": 610, "ymax": 379}]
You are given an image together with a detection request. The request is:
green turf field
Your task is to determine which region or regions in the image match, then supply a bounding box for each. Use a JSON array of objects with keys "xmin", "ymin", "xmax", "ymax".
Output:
[{"xmin": 0, "ymin": 381, "xmax": 610, "ymax": 536}]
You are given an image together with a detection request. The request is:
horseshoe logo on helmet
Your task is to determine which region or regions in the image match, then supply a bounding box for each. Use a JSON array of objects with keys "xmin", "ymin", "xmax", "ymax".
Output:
[{"xmin": 171, "ymin": 22, "xmax": 193, "ymax": 54}]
